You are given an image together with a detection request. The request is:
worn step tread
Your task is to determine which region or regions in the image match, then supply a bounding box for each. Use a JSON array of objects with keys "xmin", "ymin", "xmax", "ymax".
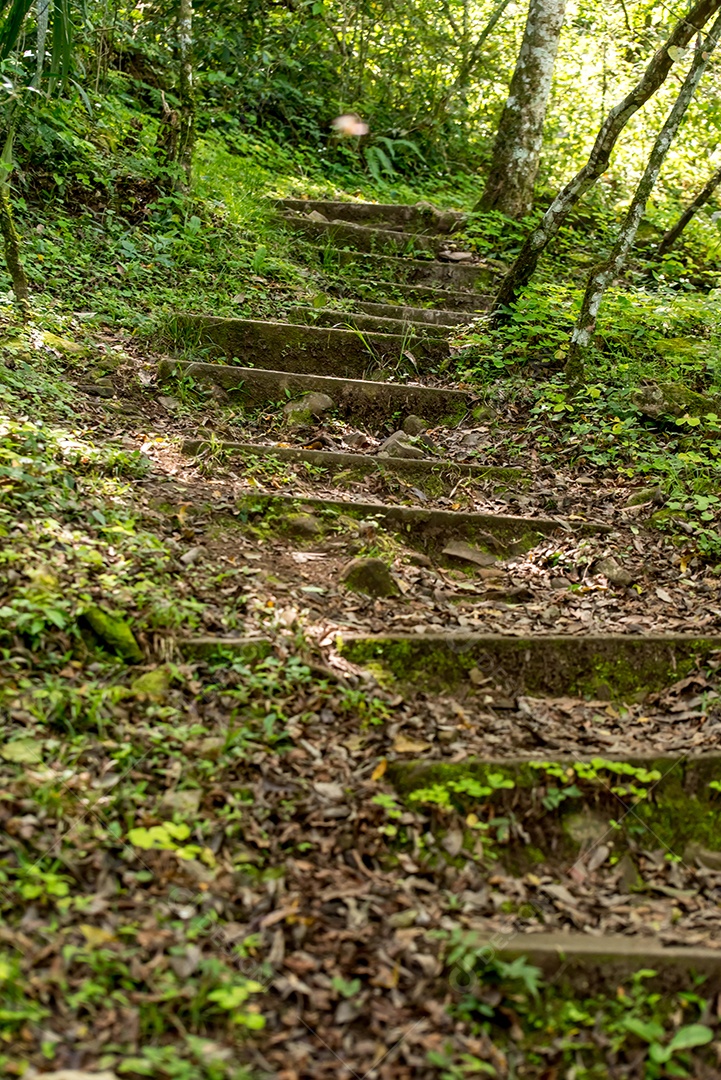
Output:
[
  {"xmin": 341, "ymin": 281, "xmax": 493, "ymax": 310},
  {"xmin": 181, "ymin": 439, "xmax": 523, "ymax": 489},
  {"xmin": 286, "ymin": 305, "xmax": 451, "ymax": 338},
  {"xmin": 168, "ymin": 314, "xmax": 448, "ymax": 377},
  {"xmin": 331, "ymin": 248, "xmax": 495, "ymax": 288},
  {"xmin": 339, "ymin": 631, "xmax": 721, "ymax": 697},
  {"xmin": 354, "ymin": 300, "xmax": 473, "ymax": 326},
  {"xmin": 158, "ymin": 359, "xmax": 468, "ymax": 424},
  {"xmin": 281, "ymin": 212, "xmax": 445, "ymax": 255},
  {"xmin": 275, "ymin": 197, "xmax": 464, "ymax": 234},
  {"xmin": 473, "ymin": 931, "xmax": 721, "ymax": 990},
  {"xmin": 235, "ymin": 492, "xmax": 609, "ymax": 559}
]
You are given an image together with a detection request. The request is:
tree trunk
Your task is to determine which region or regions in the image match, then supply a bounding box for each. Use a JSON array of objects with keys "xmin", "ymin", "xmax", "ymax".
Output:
[
  {"xmin": 566, "ymin": 12, "xmax": 721, "ymax": 383},
  {"xmin": 177, "ymin": 0, "xmax": 195, "ymax": 182},
  {"xmin": 0, "ymin": 182, "xmax": 30, "ymax": 319},
  {"xmin": 476, "ymin": 0, "xmax": 567, "ymax": 218},
  {"xmin": 656, "ymin": 163, "xmax": 721, "ymax": 256},
  {"xmin": 491, "ymin": 0, "xmax": 721, "ymax": 322}
]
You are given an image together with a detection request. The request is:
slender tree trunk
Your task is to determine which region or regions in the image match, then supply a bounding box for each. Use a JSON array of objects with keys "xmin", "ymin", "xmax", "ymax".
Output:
[
  {"xmin": 656, "ymin": 163, "xmax": 721, "ymax": 256},
  {"xmin": 476, "ymin": 0, "xmax": 567, "ymax": 218},
  {"xmin": 0, "ymin": 183, "xmax": 30, "ymax": 319},
  {"xmin": 491, "ymin": 0, "xmax": 721, "ymax": 322},
  {"xmin": 566, "ymin": 13, "xmax": 721, "ymax": 382},
  {"xmin": 177, "ymin": 0, "xmax": 195, "ymax": 183}
]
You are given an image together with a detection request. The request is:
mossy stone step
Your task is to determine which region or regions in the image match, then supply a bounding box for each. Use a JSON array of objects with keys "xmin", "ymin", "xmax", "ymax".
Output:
[
  {"xmin": 281, "ymin": 213, "xmax": 445, "ymax": 255},
  {"xmin": 354, "ymin": 301, "xmax": 472, "ymax": 327},
  {"xmin": 167, "ymin": 315, "xmax": 448, "ymax": 376},
  {"xmin": 331, "ymin": 249, "xmax": 495, "ymax": 289},
  {"xmin": 234, "ymin": 493, "xmax": 609, "ymax": 558},
  {"xmin": 467, "ymin": 933, "xmax": 721, "ymax": 993},
  {"xmin": 389, "ymin": 753, "xmax": 721, "ymax": 881},
  {"xmin": 158, "ymin": 360, "xmax": 468, "ymax": 425},
  {"xmin": 181, "ymin": 440, "xmax": 525, "ymax": 495},
  {"xmin": 340, "ymin": 281, "xmax": 493, "ymax": 311},
  {"xmin": 285, "ymin": 306, "xmax": 451, "ymax": 338},
  {"xmin": 276, "ymin": 197, "xmax": 464, "ymax": 234},
  {"xmin": 339, "ymin": 632, "xmax": 721, "ymax": 698}
]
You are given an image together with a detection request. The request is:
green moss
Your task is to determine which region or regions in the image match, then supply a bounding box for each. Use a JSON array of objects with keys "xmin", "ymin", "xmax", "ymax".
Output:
[
  {"xmin": 340, "ymin": 635, "xmax": 721, "ymax": 699},
  {"xmin": 83, "ymin": 605, "xmax": 143, "ymax": 663},
  {"xmin": 387, "ymin": 756, "xmax": 721, "ymax": 864}
]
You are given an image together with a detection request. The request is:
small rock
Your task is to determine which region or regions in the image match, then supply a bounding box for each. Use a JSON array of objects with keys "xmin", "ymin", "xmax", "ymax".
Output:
[
  {"xmin": 131, "ymin": 667, "xmax": 171, "ymax": 701},
  {"xmin": 387, "ymin": 908, "xmax": 418, "ymax": 928},
  {"xmin": 593, "ymin": 556, "xmax": 633, "ymax": 587},
  {"xmin": 685, "ymin": 842, "xmax": 721, "ymax": 871},
  {"xmin": 340, "ymin": 557, "xmax": 399, "ymax": 598},
  {"xmin": 550, "ymin": 577, "xmax": 570, "ymax": 590},
  {"xmin": 306, "ymin": 209, "xmax": 329, "ymax": 223},
  {"xmin": 442, "ymin": 540, "xmax": 497, "ymax": 568},
  {"xmin": 439, "ymin": 250, "xmax": 474, "ymax": 262},
  {"xmin": 377, "ymin": 430, "xmax": 426, "ymax": 460},
  {"xmin": 160, "ymin": 789, "xmax": 202, "ymax": 817},
  {"xmin": 402, "ymin": 415, "xmax": 429, "ymax": 436},
  {"xmin": 626, "ymin": 486, "xmax": 663, "ymax": 507},
  {"xmin": 343, "ymin": 431, "xmax": 367, "ymax": 448},
  {"xmin": 282, "ymin": 512, "xmax": 324, "ymax": 539},
  {"xmin": 180, "ymin": 546, "xmax": 205, "ymax": 566},
  {"xmin": 283, "ymin": 391, "xmax": 335, "ymax": 426},
  {"xmin": 408, "ymin": 553, "xmax": 433, "ymax": 568}
]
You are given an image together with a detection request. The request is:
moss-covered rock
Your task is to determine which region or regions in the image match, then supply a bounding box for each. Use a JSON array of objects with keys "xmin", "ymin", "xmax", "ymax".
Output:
[
  {"xmin": 83, "ymin": 606, "xmax": 143, "ymax": 663},
  {"xmin": 131, "ymin": 666, "xmax": 171, "ymax": 700},
  {"xmin": 340, "ymin": 557, "xmax": 399, "ymax": 598},
  {"xmin": 633, "ymin": 381, "xmax": 721, "ymax": 421}
]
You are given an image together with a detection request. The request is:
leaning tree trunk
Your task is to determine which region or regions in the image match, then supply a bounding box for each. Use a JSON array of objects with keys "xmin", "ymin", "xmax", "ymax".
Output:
[
  {"xmin": 0, "ymin": 182, "xmax": 30, "ymax": 318},
  {"xmin": 490, "ymin": 0, "xmax": 721, "ymax": 322},
  {"xmin": 656, "ymin": 162, "xmax": 721, "ymax": 256},
  {"xmin": 177, "ymin": 0, "xmax": 195, "ymax": 183},
  {"xmin": 476, "ymin": 0, "xmax": 567, "ymax": 218},
  {"xmin": 565, "ymin": 12, "xmax": 721, "ymax": 383}
]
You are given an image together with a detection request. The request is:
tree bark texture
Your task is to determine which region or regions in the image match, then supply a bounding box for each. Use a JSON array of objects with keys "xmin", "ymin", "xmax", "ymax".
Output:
[
  {"xmin": 177, "ymin": 0, "xmax": 195, "ymax": 182},
  {"xmin": 656, "ymin": 162, "xmax": 721, "ymax": 256},
  {"xmin": 477, "ymin": 0, "xmax": 567, "ymax": 218},
  {"xmin": 0, "ymin": 182, "xmax": 30, "ymax": 317},
  {"xmin": 491, "ymin": 0, "xmax": 721, "ymax": 321},
  {"xmin": 566, "ymin": 11, "xmax": 721, "ymax": 381}
]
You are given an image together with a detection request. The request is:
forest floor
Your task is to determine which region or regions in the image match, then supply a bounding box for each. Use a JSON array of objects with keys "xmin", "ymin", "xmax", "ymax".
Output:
[{"xmin": 4, "ymin": 141, "xmax": 721, "ymax": 1079}]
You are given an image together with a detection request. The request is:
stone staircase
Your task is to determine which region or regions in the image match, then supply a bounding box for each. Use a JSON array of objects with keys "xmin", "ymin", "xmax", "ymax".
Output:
[{"xmin": 159, "ymin": 195, "xmax": 721, "ymax": 1013}]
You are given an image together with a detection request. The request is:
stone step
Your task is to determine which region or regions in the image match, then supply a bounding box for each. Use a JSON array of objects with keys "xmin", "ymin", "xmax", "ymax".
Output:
[
  {"xmin": 341, "ymin": 281, "xmax": 493, "ymax": 310},
  {"xmin": 276, "ymin": 197, "xmax": 464, "ymax": 234},
  {"xmin": 181, "ymin": 440, "xmax": 524, "ymax": 495},
  {"xmin": 467, "ymin": 933, "xmax": 721, "ymax": 994},
  {"xmin": 167, "ymin": 315, "xmax": 448, "ymax": 376},
  {"xmin": 281, "ymin": 212, "xmax": 446, "ymax": 255},
  {"xmin": 355, "ymin": 301, "xmax": 472, "ymax": 327},
  {"xmin": 332, "ymin": 249, "xmax": 495, "ymax": 289},
  {"xmin": 285, "ymin": 305, "xmax": 451, "ymax": 338},
  {"xmin": 235, "ymin": 493, "xmax": 610, "ymax": 558},
  {"xmin": 158, "ymin": 360, "xmax": 468, "ymax": 425},
  {"xmin": 338, "ymin": 632, "xmax": 721, "ymax": 698}
]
